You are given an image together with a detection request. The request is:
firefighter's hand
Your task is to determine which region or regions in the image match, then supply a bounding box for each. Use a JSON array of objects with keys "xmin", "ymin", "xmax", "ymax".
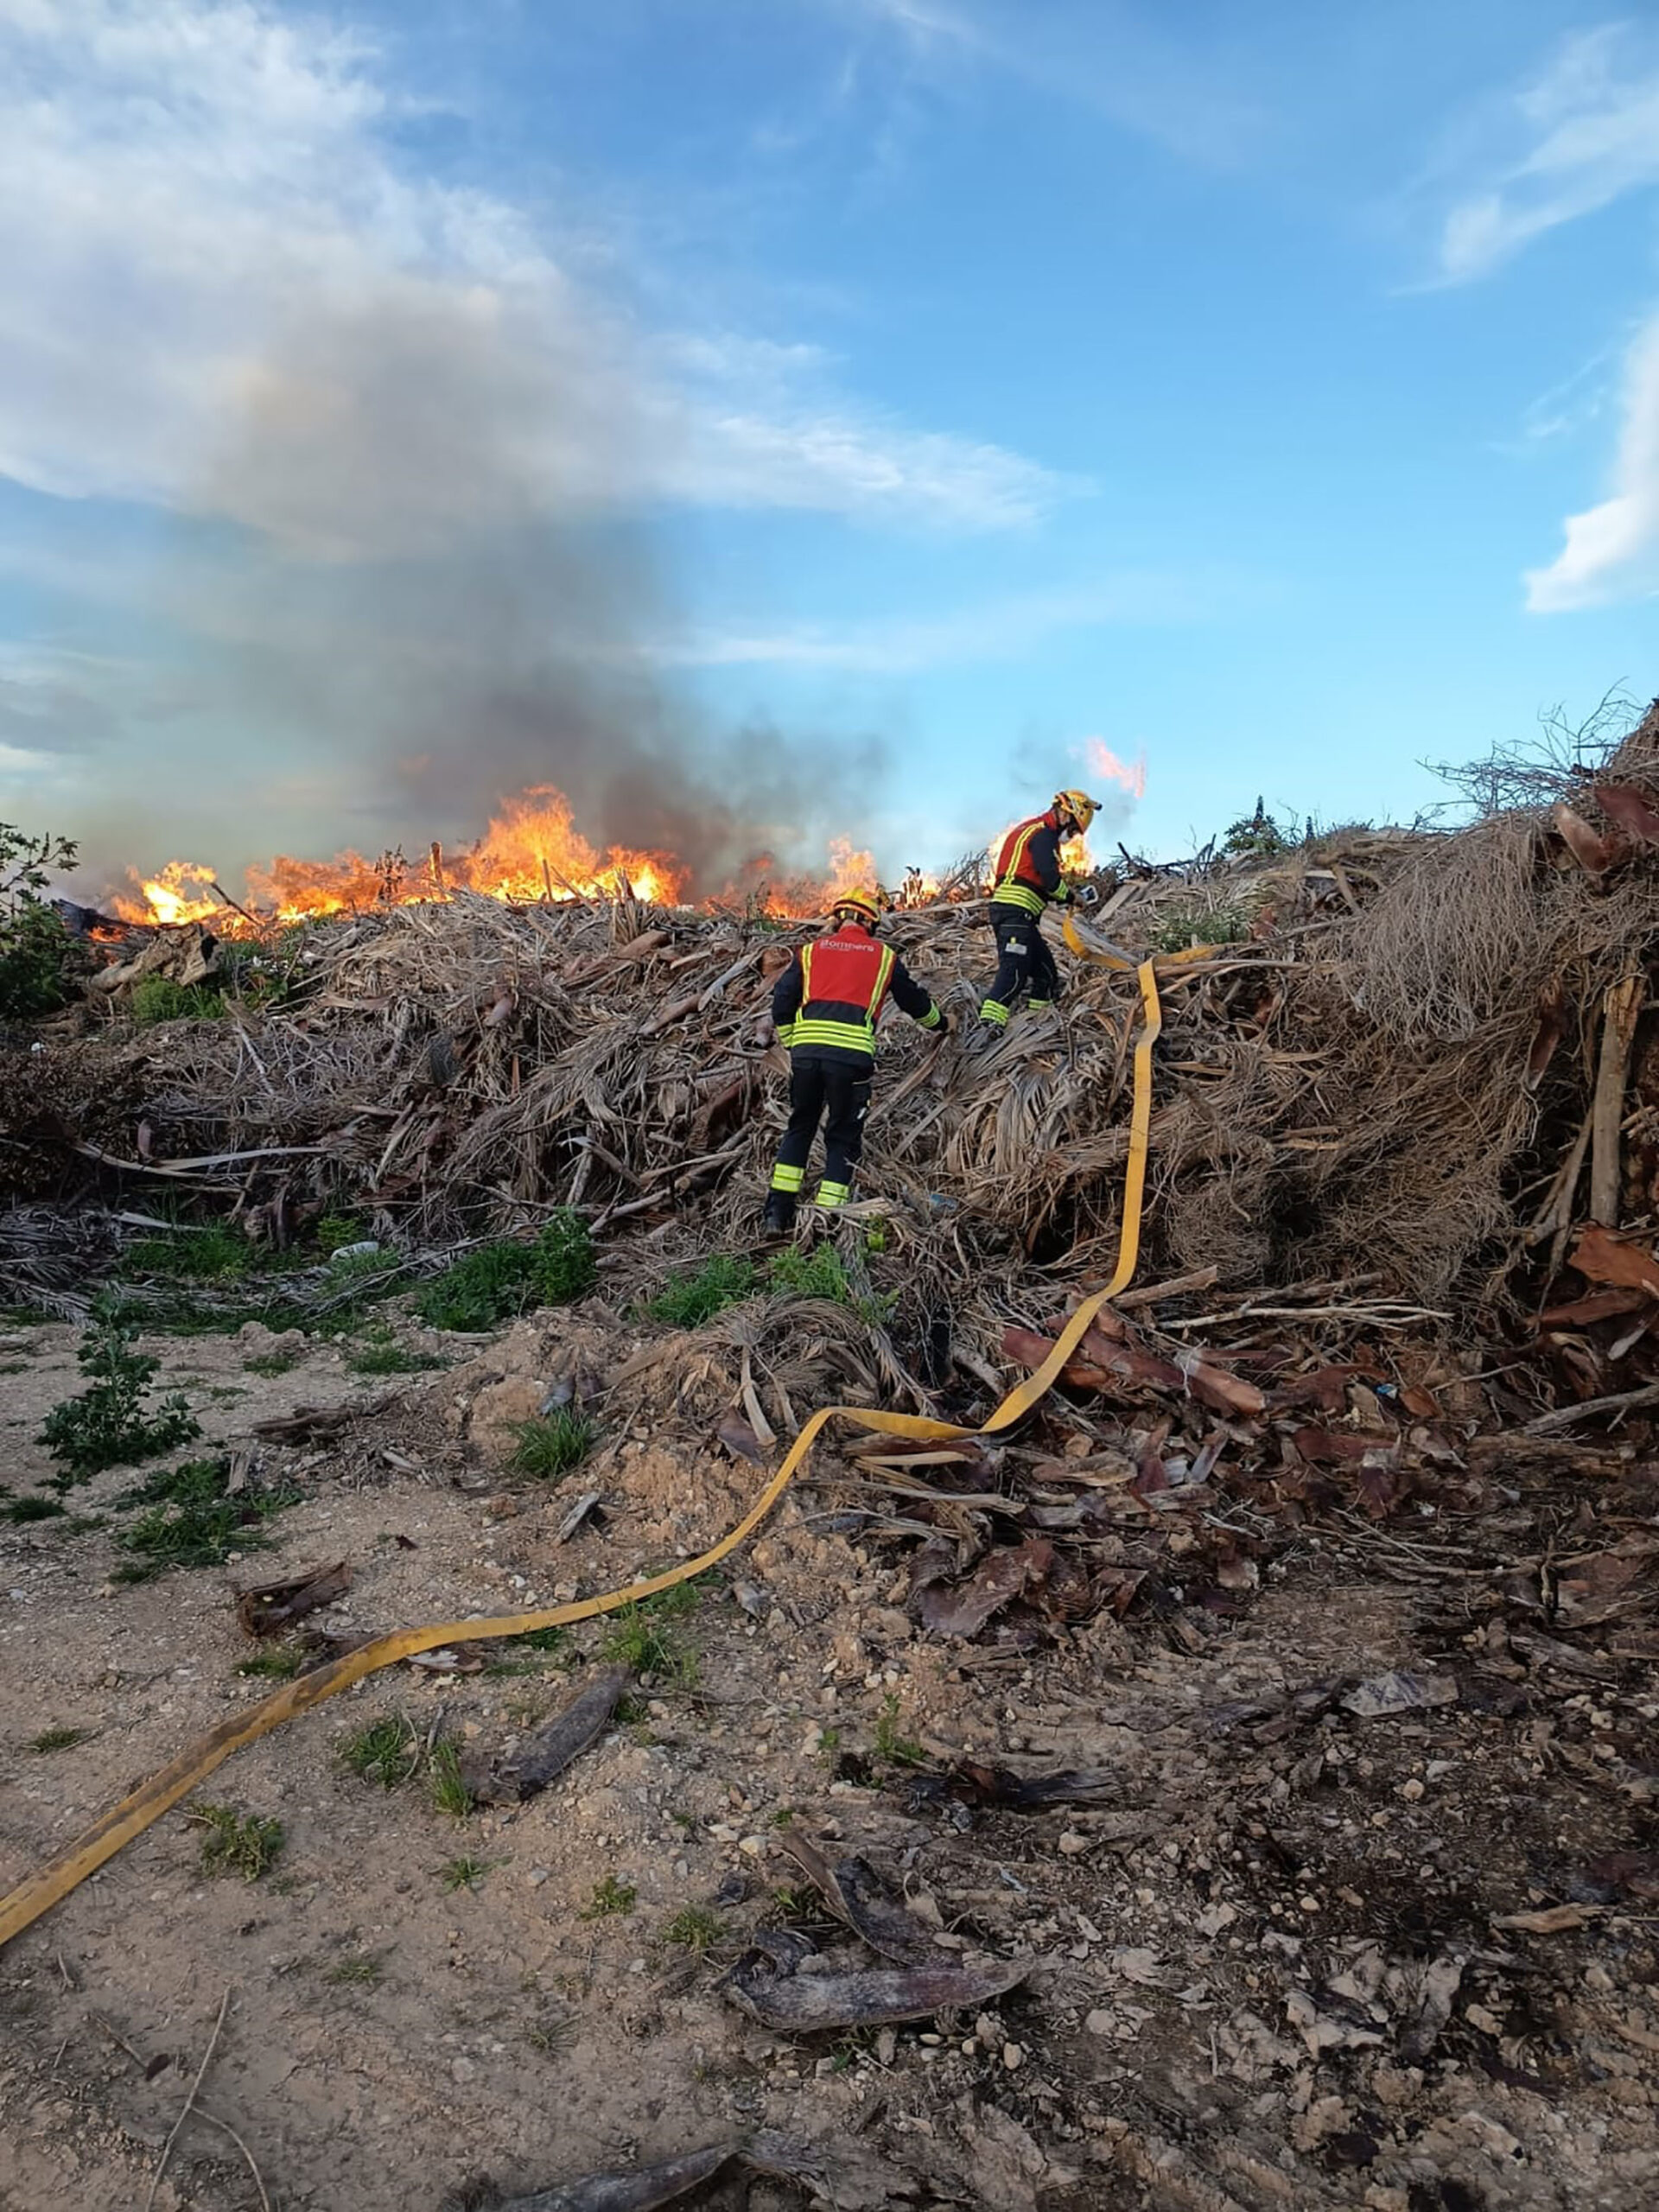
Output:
[
  {"xmin": 1075, "ymin": 882, "xmax": 1102, "ymax": 911},
  {"xmin": 933, "ymin": 1009, "xmax": 954, "ymax": 1039}
]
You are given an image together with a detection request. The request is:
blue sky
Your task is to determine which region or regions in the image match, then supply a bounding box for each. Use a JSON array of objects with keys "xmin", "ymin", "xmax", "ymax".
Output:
[{"xmin": 2, "ymin": 1, "xmax": 1657, "ymax": 894}]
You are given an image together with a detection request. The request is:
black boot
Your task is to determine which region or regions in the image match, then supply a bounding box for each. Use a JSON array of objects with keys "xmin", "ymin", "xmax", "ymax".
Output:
[{"xmin": 762, "ymin": 1190, "xmax": 797, "ymax": 1236}]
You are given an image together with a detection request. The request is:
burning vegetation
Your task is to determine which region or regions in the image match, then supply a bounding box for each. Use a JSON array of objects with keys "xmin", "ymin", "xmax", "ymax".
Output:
[{"xmin": 5, "ymin": 700, "xmax": 1659, "ymax": 2212}]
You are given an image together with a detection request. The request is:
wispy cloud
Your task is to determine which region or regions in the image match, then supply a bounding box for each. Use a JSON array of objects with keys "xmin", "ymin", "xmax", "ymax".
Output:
[
  {"xmin": 0, "ymin": 0, "xmax": 1067, "ymax": 552},
  {"xmin": 1526, "ymin": 314, "xmax": 1659, "ymax": 609},
  {"xmin": 662, "ymin": 572, "xmax": 1238, "ymax": 672},
  {"xmin": 1434, "ymin": 23, "xmax": 1659, "ymax": 283},
  {"xmin": 839, "ymin": 0, "xmax": 1266, "ymax": 168}
]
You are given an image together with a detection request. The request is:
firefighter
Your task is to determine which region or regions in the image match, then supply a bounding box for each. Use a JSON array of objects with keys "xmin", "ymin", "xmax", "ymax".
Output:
[
  {"xmin": 764, "ymin": 888, "xmax": 948, "ymax": 1233},
  {"xmin": 976, "ymin": 788, "xmax": 1101, "ymax": 1038}
]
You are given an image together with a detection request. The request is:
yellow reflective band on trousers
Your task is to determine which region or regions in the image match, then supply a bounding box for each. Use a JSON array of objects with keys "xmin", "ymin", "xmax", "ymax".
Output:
[
  {"xmin": 978, "ymin": 998, "xmax": 1011, "ymax": 1026},
  {"xmin": 817, "ymin": 1181, "xmax": 850, "ymax": 1208},
  {"xmin": 770, "ymin": 1162, "xmax": 805, "ymax": 1192},
  {"xmin": 0, "ymin": 958, "xmax": 1161, "ymax": 1956}
]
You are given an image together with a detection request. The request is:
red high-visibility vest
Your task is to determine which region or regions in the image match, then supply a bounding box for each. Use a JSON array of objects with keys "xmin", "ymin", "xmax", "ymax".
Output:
[{"xmin": 783, "ymin": 931, "xmax": 896, "ymax": 1055}]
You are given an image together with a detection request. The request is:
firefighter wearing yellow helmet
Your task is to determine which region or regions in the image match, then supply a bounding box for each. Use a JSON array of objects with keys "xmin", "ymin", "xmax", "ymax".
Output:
[
  {"xmin": 764, "ymin": 887, "xmax": 947, "ymax": 1233},
  {"xmin": 976, "ymin": 789, "xmax": 1101, "ymax": 1039}
]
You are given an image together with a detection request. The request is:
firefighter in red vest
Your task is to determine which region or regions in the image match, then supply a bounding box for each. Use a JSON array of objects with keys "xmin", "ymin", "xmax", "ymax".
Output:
[
  {"xmin": 976, "ymin": 788, "xmax": 1101, "ymax": 1039},
  {"xmin": 765, "ymin": 888, "xmax": 947, "ymax": 1233}
]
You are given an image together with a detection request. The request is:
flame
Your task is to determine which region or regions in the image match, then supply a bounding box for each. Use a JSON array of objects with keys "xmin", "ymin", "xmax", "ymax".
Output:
[
  {"xmin": 1082, "ymin": 737, "xmax": 1147, "ymax": 801},
  {"xmin": 110, "ymin": 786, "xmax": 896, "ymax": 933}
]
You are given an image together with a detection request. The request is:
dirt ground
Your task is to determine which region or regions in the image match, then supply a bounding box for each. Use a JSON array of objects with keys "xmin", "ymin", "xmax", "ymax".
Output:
[{"xmin": 3, "ymin": 1303, "xmax": 1658, "ymax": 2212}]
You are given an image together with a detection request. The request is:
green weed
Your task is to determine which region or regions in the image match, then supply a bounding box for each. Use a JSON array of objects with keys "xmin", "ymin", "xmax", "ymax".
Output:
[
  {"xmin": 601, "ymin": 1583, "xmax": 698, "ymax": 1683},
  {"xmin": 509, "ymin": 1409, "xmax": 596, "ymax": 1478},
  {"xmin": 413, "ymin": 1214, "xmax": 596, "ymax": 1332},
  {"xmin": 1148, "ymin": 899, "xmax": 1251, "ymax": 954},
  {"xmin": 661, "ymin": 1904, "xmax": 722, "ymax": 1953},
  {"xmin": 315, "ymin": 1211, "xmax": 367, "ymax": 1255},
  {"xmin": 580, "ymin": 1873, "xmax": 637, "ymax": 1919},
  {"xmin": 322, "ymin": 1948, "xmax": 388, "ymax": 1987},
  {"xmin": 340, "ymin": 1713, "xmax": 423, "ymax": 1789},
  {"xmin": 113, "ymin": 1455, "xmax": 298, "ymax": 1581},
  {"xmin": 129, "ymin": 976, "xmax": 225, "ymax": 1025},
  {"xmin": 873, "ymin": 1693, "xmax": 925, "ymax": 1768},
  {"xmin": 505, "ymin": 1624, "xmax": 568, "ymax": 1656},
  {"xmin": 3, "ymin": 1495, "xmax": 67, "ymax": 1523},
  {"xmin": 39, "ymin": 1318, "xmax": 200, "ymax": 1484},
  {"xmin": 440, "ymin": 1855, "xmax": 490, "ymax": 1893},
  {"xmin": 767, "ymin": 1242, "xmax": 853, "ymax": 1303},
  {"xmin": 191, "ymin": 1802, "xmax": 284, "ymax": 1881},
  {"xmin": 646, "ymin": 1255, "xmax": 755, "ymax": 1327},
  {"xmin": 236, "ymin": 1647, "xmax": 305, "ymax": 1681},
  {"xmin": 123, "ymin": 1224, "xmax": 256, "ymax": 1282},
  {"xmin": 27, "ymin": 1726, "xmax": 90, "ymax": 1753},
  {"xmin": 429, "ymin": 1739, "xmax": 474, "ymax": 1819}
]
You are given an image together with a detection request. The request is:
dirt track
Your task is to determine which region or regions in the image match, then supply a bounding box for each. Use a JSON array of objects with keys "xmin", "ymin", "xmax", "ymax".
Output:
[{"xmin": 3, "ymin": 1309, "xmax": 1658, "ymax": 2211}]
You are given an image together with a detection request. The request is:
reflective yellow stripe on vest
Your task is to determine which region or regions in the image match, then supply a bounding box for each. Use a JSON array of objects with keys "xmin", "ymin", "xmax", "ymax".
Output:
[{"xmin": 790, "ymin": 942, "xmax": 892, "ymax": 1055}]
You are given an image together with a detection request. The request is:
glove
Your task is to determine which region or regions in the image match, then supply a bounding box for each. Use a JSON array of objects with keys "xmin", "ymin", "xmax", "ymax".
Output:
[
  {"xmin": 1075, "ymin": 882, "xmax": 1102, "ymax": 911},
  {"xmin": 932, "ymin": 1009, "xmax": 954, "ymax": 1039}
]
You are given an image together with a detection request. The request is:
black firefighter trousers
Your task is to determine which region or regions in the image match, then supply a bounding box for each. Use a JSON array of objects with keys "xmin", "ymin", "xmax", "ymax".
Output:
[
  {"xmin": 769, "ymin": 1053, "xmax": 872, "ymax": 1210},
  {"xmin": 980, "ymin": 906, "xmax": 1059, "ymax": 1027}
]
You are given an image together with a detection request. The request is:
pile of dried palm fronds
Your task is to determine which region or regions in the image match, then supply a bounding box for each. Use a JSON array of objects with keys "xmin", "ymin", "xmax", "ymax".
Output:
[{"xmin": 6, "ymin": 700, "xmax": 1659, "ymax": 1350}]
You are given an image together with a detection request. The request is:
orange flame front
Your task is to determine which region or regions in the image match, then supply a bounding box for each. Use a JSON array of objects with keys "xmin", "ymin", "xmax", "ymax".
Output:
[{"xmin": 111, "ymin": 787, "xmax": 883, "ymax": 933}]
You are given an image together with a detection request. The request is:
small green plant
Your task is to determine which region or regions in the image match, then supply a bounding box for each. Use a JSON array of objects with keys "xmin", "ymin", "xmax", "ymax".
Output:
[
  {"xmin": 768, "ymin": 1242, "xmax": 852, "ymax": 1303},
  {"xmin": 129, "ymin": 976, "xmax": 226, "ymax": 1025},
  {"xmin": 872, "ymin": 1693, "xmax": 925, "ymax": 1768},
  {"xmin": 346, "ymin": 1329, "xmax": 443, "ymax": 1376},
  {"xmin": 3, "ymin": 1494, "xmax": 67, "ymax": 1523},
  {"xmin": 662, "ymin": 1904, "xmax": 722, "ymax": 1953},
  {"xmin": 601, "ymin": 1583, "xmax": 698, "ymax": 1682},
  {"xmin": 817, "ymin": 1726, "xmax": 842, "ymax": 1757},
  {"xmin": 429, "ymin": 1739, "xmax": 474, "ymax": 1819},
  {"xmin": 124, "ymin": 1223, "xmax": 256, "ymax": 1282},
  {"xmin": 237, "ymin": 1647, "xmax": 305, "ymax": 1681},
  {"xmin": 322, "ymin": 1948, "xmax": 388, "ymax": 1987},
  {"xmin": 525, "ymin": 2008, "xmax": 578, "ymax": 2056},
  {"xmin": 440, "ymin": 1855, "xmax": 490, "ymax": 1892},
  {"xmin": 340, "ymin": 1713, "xmax": 423, "ymax": 1789},
  {"xmin": 114, "ymin": 1455, "xmax": 297, "ymax": 1580},
  {"xmin": 191, "ymin": 1802, "xmax": 285, "ymax": 1882},
  {"xmin": 1222, "ymin": 798, "xmax": 1296, "ymax": 859},
  {"xmin": 1149, "ymin": 899, "xmax": 1250, "ymax": 954},
  {"xmin": 413, "ymin": 1214, "xmax": 596, "ymax": 1332},
  {"xmin": 315, "ymin": 1211, "xmax": 367, "ymax": 1255},
  {"xmin": 0, "ymin": 823, "xmax": 80, "ymax": 1019},
  {"xmin": 505, "ymin": 1624, "xmax": 568, "ymax": 1656},
  {"xmin": 509, "ymin": 1408, "xmax": 596, "ymax": 1478},
  {"xmin": 244, "ymin": 1351, "xmax": 298, "ymax": 1376},
  {"xmin": 646, "ymin": 1255, "xmax": 755, "ymax": 1327},
  {"xmin": 27, "ymin": 1726, "xmax": 90, "ymax": 1753},
  {"xmin": 581, "ymin": 1873, "xmax": 637, "ymax": 1919},
  {"xmin": 39, "ymin": 1318, "xmax": 200, "ymax": 1484}
]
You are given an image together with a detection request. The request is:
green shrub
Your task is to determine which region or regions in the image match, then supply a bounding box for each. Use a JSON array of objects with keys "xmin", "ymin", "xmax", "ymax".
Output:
[
  {"xmin": 340, "ymin": 1713, "xmax": 423, "ymax": 1789},
  {"xmin": 3, "ymin": 1494, "xmax": 67, "ymax": 1523},
  {"xmin": 0, "ymin": 823, "xmax": 79, "ymax": 1020},
  {"xmin": 1149, "ymin": 899, "xmax": 1250, "ymax": 954},
  {"xmin": 414, "ymin": 1214, "xmax": 596, "ymax": 1332},
  {"xmin": 601, "ymin": 1582, "xmax": 698, "ymax": 1681},
  {"xmin": 191, "ymin": 1802, "xmax": 284, "ymax": 1881},
  {"xmin": 315, "ymin": 1211, "xmax": 367, "ymax": 1255},
  {"xmin": 768, "ymin": 1243, "xmax": 852, "ymax": 1303},
  {"xmin": 646, "ymin": 1255, "xmax": 755, "ymax": 1327},
  {"xmin": 39, "ymin": 1319, "xmax": 200, "ymax": 1484},
  {"xmin": 114, "ymin": 1454, "xmax": 298, "ymax": 1580},
  {"xmin": 509, "ymin": 1409, "xmax": 596, "ymax": 1478},
  {"xmin": 124, "ymin": 1222, "xmax": 256, "ymax": 1281},
  {"xmin": 0, "ymin": 900, "xmax": 78, "ymax": 1020},
  {"xmin": 129, "ymin": 977, "xmax": 226, "ymax": 1025}
]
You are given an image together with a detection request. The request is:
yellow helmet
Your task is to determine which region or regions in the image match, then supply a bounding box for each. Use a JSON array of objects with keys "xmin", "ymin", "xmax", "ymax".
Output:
[
  {"xmin": 831, "ymin": 886, "xmax": 882, "ymax": 928},
  {"xmin": 1053, "ymin": 788, "xmax": 1101, "ymax": 833}
]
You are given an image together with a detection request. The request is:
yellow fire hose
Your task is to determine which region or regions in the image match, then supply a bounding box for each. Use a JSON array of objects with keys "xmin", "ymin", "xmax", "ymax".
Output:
[{"xmin": 0, "ymin": 957, "xmax": 1162, "ymax": 1954}]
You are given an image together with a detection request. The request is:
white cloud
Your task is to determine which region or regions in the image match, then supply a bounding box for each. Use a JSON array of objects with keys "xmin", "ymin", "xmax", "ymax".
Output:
[
  {"xmin": 0, "ymin": 0, "xmax": 1067, "ymax": 554},
  {"xmin": 663, "ymin": 574, "xmax": 1231, "ymax": 672},
  {"xmin": 1436, "ymin": 24, "xmax": 1659, "ymax": 283},
  {"xmin": 1526, "ymin": 315, "xmax": 1659, "ymax": 609},
  {"xmin": 842, "ymin": 0, "xmax": 1264, "ymax": 168}
]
